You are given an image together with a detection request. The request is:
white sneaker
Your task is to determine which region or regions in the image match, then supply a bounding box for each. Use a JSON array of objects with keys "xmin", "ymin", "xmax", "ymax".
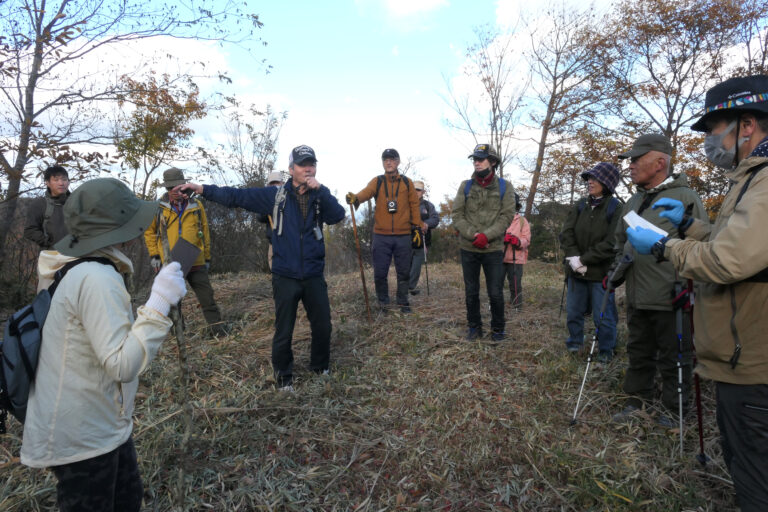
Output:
[{"xmin": 278, "ymin": 384, "xmax": 294, "ymax": 393}]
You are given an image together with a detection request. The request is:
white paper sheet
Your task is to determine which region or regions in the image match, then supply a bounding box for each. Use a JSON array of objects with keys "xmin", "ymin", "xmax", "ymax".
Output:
[{"xmin": 623, "ymin": 211, "xmax": 668, "ymax": 236}]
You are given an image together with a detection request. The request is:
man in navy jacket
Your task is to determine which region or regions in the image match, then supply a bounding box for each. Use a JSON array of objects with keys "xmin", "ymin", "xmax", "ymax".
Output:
[{"xmin": 178, "ymin": 145, "xmax": 346, "ymax": 391}]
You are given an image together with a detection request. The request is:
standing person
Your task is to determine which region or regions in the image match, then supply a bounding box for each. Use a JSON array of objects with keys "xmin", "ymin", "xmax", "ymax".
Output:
[
  {"xmin": 625, "ymin": 75, "xmax": 768, "ymax": 511},
  {"xmin": 178, "ymin": 145, "xmax": 345, "ymax": 391},
  {"xmin": 558, "ymin": 163, "xmax": 622, "ymax": 361},
  {"xmin": 503, "ymin": 193, "xmax": 531, "ymax": 310},
  {"xmin": 408, "ymin": 180, "xmax": 440, "ymax": 296},
  {"xmin": 609, "ymin": 134, "xmax": 707, "ymax": 425},
  {"xmin": 451, "ymin": 143, "xmax": 516, "ymax": 341},
  {"xmin": 21, "ymin": 178, "xmax": 187, "ymax": 512},
  {"xmin": 144, "ymin": 168, "xmax": 226, "ymax": 337},
  {"xmin": 345, "ymin": 148, "xmax": 421, "ymax": 313},
  {"xmin": 260, "ymin": 171, "xmax": 284, "ymax": 270},
  {"xmin": 24, "ymin": 165, "xmax": 71, "ymax": 250}
]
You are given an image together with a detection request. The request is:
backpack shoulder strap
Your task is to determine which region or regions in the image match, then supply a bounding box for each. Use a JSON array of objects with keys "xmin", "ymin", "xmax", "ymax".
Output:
[
  {"xmin": 499, "ymin": 178, "xmax": 506, "ymax": 200},
  {"xmin": 735, "ymin": 162, "xmax": 768, "ymax": 207},
  {"xmin": 272, "ymin": 185, "xmax": 288, "ymax": 236},
  {"xmin": 605, "ymin": 196, "xmax": 620, "ymax": 223},
  {"xmin": 576, "ymin": 197, "xmax": 588, "ymax": 214},
  {"xmin": 48, "ymin": 257, "xmax": 117, "ymax": 297},
  {"xmin": 463, "ymin": 179, "xmax": 472, "ymax": 199},
  {"xmin": 42, "ymin": 195, "xmax": 55, "ymax": 241},
  {"xmin": 375, "ymin": 175, "xmax": 385, "ymax": 202}
]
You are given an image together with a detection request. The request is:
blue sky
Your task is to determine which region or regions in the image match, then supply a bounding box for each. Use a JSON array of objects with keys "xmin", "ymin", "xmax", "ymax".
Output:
[{"xmin": 195, "ymin": 0, "xmax": 526, "ymax": 206}]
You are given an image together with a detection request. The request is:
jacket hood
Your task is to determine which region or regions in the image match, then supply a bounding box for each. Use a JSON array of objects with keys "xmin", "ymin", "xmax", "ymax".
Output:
[{"xmin": 37, "ymin": 246, "xmax": 134, "ymax": 291}]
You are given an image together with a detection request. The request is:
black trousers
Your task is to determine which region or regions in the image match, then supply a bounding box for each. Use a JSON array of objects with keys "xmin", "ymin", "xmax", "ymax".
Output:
[
  {"xmin": 272, "ymin": 274, "xmax": 331, "ymax": 385},
  {"xmin": 51, "ymin": 437, "xmax": 143, "ymax": 512},
  {"xmin": 716, "ymin": 382, "xmax": 768, "ymax": 512},
  {"xmin": 460, "ymin": 249, "xmax": 505, "ymax": 333}
]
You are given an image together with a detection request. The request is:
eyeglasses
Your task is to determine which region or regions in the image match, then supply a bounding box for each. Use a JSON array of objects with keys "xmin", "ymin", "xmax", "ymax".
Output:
[{"xmin": 472, "ymin": 157, "xmax": 487, "ymax": 162}]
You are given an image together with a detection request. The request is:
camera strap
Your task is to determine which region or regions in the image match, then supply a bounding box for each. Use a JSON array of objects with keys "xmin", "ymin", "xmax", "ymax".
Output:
[{"xmin": 383, "ymin": 176, "xmax": 401, "ymax": 201}]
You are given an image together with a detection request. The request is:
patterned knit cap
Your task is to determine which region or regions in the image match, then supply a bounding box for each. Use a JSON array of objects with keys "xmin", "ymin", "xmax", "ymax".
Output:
[{"xmin": 580, "ymin": 162, "xmax": 620, "ymax": 194}]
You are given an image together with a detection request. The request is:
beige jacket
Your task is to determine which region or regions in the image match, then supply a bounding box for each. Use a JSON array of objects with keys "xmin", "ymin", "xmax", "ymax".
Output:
[
  {"xmin": 666, "ymin": 154, "xmax": 768, "ymax": 384},
  {"xmin": 21, "ymin": 247, "xmax": 172, "ymax": 468}
]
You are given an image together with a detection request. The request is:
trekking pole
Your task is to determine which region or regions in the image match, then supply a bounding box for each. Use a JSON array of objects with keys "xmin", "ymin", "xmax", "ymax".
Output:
[
  {"xmin": 674, "ymin": 279, "xmax": 685, "ymax": 457},
  {"xmin": 558, "ymin": 277, "xmax": 567, "ymax": 319},
  {"xmin": 349, "ymin": 205, "xmax": 373, "ymax": 324},
  {"xmin": 158, "ymin": 217, "xmax": 193, "ymax": 507},
  {"xmin": 512, "ymin": 247, "xmax": 519, "ymax": 308},
  {"xmin": 688, "ymin": 279, "xmax": 708, "ymax": 466},
  {"xmin": 423, "ymin": 242, "xmax": 430, "ymax": 296},
  {"xmin": 570, "ymin": 254, "xmax": 633, "ymax": 426}
]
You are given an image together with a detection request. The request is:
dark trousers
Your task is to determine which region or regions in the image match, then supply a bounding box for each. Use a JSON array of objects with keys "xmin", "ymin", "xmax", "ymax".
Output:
[
  {"xmin": 716, "ymin": 382, "xmax": 768, "ymax": 512},
  {"xmin": 460, "ymin": 249, "xmax": 505, "ymax": 333},
  {"xmin": 409, "ymin": 246, "xmax": 426, "ymax": 291},
  {"xmin": 51, "ymin": 437, "xmax": 143, "ymax": 512},
  {"xmin": 187, "ymin": 267, "xmax": 222, "ymax": 326},
  {"xmin": 623, "ymin": 307, "xmax": 692, "ymax": 412},
  {"xmin": 272, "ymin": 274, "xmax": 331, "ymax": 385},
  {"xmin": 372, "ymin": 234, "xmax": 411, "ymax": 306},
  {"xmin": 504, "ymin": 263, "xmax": 524, "ymax": 308},
  {"xmin": 565, "ymin": 277, "xmax": 618, "ymax": 353}
]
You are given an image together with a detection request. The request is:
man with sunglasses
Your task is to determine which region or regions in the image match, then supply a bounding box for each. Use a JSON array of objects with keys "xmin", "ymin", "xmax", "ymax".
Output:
[{"xmin": 144, "ymin": 167, "xmax": 225, "ymax": 336}]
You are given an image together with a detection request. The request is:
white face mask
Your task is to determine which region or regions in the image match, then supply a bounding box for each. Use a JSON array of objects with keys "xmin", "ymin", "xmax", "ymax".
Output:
[{"xmin": 704, "ymin": 120, "xmax": 749, "ymax": 169}]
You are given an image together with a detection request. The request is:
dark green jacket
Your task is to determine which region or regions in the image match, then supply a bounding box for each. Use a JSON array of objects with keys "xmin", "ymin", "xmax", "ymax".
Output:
[
  {"xmin": 24, "ymin": 190, "xmax": 70, "ymax": 250},
  {"xmin": 613, "ymin": 173, "xmax": 707, "ymax": 310},
  {"xmin": 451, "ymin": 175, "xmax": 516, "ymax": 253},
  {"xmin": 559, "ymin": 196, "xmax": 620, "ymax": 281}
]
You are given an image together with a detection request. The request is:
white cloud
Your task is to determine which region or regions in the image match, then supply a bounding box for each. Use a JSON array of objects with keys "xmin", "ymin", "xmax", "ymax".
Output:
[{"xmin": 392, "ymin": 45, "xmax": 400, "ymax": 56}]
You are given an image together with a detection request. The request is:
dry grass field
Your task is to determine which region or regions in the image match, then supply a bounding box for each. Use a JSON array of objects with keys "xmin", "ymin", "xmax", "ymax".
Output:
[{"xmin": 1, "ymin": 260, "xmax": 737, "ymax": 511}]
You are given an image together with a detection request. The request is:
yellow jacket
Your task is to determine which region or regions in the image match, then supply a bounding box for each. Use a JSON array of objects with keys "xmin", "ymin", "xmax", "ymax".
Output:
[{"xmin": 144, "ymin": 198, "xmax": 211, "ymax": 267}]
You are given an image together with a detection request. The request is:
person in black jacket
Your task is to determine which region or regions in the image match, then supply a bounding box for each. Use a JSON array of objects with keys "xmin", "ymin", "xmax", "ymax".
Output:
[
  {"xmin": 559, "ymin": 162, "xmax": 621, "ymax": 362},
  {"xmin": 178, "ymin": 145, "xmax": 345, "ymax": 391},
  {"xmin": 408, "ymin": 180, "xmax": 440, "ymax": 295}
]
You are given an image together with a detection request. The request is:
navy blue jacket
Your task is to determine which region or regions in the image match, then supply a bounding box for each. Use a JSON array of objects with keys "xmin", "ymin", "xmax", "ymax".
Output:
[{"xmin": 202, "ymin": 182, "xmax": 346, "ymax": 279}]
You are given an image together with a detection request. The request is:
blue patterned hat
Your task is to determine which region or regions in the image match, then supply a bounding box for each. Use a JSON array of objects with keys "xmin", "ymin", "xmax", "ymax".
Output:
[{"xmin": 580, "ymin": 162, "xmax": 620, "ymax": 194}]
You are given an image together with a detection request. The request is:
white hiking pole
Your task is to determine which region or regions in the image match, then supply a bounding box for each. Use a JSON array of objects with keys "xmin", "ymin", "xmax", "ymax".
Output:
[
  {"xmin": 570, "ymin": 254, "xmax": 633, "ymax": 426},
  {"xmin": 674, "ymin": 279, "xmax": 685, "ymax": 457},
  {"xmin": 423, "ymin": 242, "xmax": 430, "ymax": 296}
]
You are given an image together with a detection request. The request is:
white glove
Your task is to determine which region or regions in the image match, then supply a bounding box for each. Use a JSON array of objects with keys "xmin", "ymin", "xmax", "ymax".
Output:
[
  {"xmin": 568, "ymin": 256, "xmax": 583, "ymax": 272},
  {"xmin": 145, "ymin": 261, "xmax": 186, "ymax": 316}
]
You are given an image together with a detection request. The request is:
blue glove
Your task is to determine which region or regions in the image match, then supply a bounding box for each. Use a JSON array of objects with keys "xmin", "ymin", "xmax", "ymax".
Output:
[
  {"xmin": 652, "ymin": 198, "xmax": 685, "ymax": 226},
  {"xmin": 626, "ymin": 226, "xmax": 664, "ymax": 255}
]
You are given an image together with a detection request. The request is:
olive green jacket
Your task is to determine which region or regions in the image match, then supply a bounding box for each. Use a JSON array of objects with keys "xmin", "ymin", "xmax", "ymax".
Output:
[
  {"xmin": 451, "ymin": 175, "xmax": 516, "ymax": 253},
  {"xmin": 613, "ymin": 173, "xmax": 707, "ymax": 310},
  {"xmin": 559, "ymin": 196, "xmax": 621, "ymax": 281},
  {"xmin": 666, "ymin": 154, "xmax": 768, "ymax": 385}
]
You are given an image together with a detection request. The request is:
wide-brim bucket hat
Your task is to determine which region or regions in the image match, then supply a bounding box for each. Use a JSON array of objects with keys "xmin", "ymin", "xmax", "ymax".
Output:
[
  {"xmin": 55, "ymin": 178, "xmax": 159, "ymax": 257},
  {"xmin": 160, "ymin": 167, "xmax": 189, "ymax": 188},
  {"xmin": 580, "ymin": 162, "xmax": 620, "ymax": 194},
  {"xmin": 691, "ymin": 75, "xmax": 768, "ymax": 132}
]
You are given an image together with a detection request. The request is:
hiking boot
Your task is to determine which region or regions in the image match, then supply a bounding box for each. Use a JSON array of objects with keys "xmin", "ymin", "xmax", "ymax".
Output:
[
  {"xmin": 612, "ymin": 405, "xmax": 641, "ymax": 424},
  {"xmin": 656, "ymin": 414, "xmax": 677, "ymax": 429},
  {"xmin": 278, "ymin": 384, "xmax": 295, "ymax": 393},
  {"xmin": 409, "ymin": 288, "xmax": 420, "ymax": 296},
  {"xmin": 400, "ymin": 305, "xmax": 412, "ymax": 314},
  {"xmin": 491, "ymin": 331, "xmax": 505, "ymax": 342},
  {"xmin": 597, "ymin": 350, "xmax": 614, "ymax": 364},
  {"xmin": 466, "ymin": 326, "xmax": 483, "ymax": 341},
  {"xmin": 566, "ymin": 344, "xmax": 582, "ymax": 354}
]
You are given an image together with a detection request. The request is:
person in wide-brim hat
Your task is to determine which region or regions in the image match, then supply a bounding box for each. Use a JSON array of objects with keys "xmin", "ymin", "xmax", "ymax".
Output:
[{"xmin": 159, "ymin": 167, "xmax": 190, "ymax": 189}]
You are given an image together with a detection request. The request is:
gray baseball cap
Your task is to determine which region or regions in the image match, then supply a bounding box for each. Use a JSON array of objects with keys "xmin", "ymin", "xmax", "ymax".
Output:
[
  {"xmin": 55, "ymin": 178, "xmax": 159, "ymax": 257},
  {"xmin": 618, "ymin": 134, "xmax": 673, "ymax": 159}
]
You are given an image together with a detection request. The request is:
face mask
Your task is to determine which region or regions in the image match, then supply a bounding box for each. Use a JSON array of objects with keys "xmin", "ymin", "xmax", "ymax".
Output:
[
  {"xmin": 705, "ymin": 120, "xmax": 748, "ymax": 169},
  {"xmin": 475, "ymin": 168, "xmax": 491, "ymax": 178}
]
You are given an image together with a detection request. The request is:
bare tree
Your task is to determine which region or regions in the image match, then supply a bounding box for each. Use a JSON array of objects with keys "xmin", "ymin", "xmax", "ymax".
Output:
[
  {"xmin": 522, "ymin": 4, "xmax": 605, "ymax": 217},
  {"xmin": 0, "ymin": 0, "xmax": 264, "ymax": 263},
  {"xmin": 443, "ymin": 26, "xmax": 528, "ymax": 177}
]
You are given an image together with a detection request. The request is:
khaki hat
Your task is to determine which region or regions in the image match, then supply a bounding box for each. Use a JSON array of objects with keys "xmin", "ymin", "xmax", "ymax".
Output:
[
  {"xmin": 413, "ymin": 180, "xmax": 425, "ymax": 191},
  {"xmin": 267, "ymin": 171, "xmax": 283, "ymax": 185},
  {"xmin": 618, "ymin": 134, "xmax": 673, "ymax": 159},
  {"xmin": 55, "ymin": 178, "xmax": 159, "ymax": 257},
  {"xmin": 160, "ymin": 167, "xmax": 189, "ymax": 188}
]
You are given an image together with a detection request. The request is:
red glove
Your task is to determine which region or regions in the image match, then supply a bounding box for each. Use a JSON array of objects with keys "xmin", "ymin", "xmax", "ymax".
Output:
[
  {"xmin": 504, "ymin": 233, "xmax": 514, "ymax": 244},
  {"xmin": 472, "ymin": 233, "xmax": 489, "ymax": 249},
  {"xmin": 509, "ymin": 235, "xmax": 520, "ymax": 247},
  {"xmin": 602, "ymin": 276, "xmax": 610, "ymax": 291}
]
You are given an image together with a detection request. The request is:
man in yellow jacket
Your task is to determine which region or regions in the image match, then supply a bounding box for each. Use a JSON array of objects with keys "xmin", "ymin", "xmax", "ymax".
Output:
[{"xmin": 144, "ymin": 168, "xmax": 225, "ymax": 336}]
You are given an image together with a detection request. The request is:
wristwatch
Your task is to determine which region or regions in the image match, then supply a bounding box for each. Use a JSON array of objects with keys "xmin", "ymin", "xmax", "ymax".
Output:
[{"xmin": 651, "ymin": 237, "xmax": 668, "ymax": 262}]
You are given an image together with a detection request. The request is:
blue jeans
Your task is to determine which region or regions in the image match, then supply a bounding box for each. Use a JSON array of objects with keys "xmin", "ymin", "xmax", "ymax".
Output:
[
  {"xmin": 460, "ymin": 249, "xmax": 505, "ymax": 333},
  {"xmin": 372, "ymin": 234, "xmax": 411, "ymax": 305},
  {"xmin": 565, "ymin": 276, "xmax": 617, "ymax": 353}
]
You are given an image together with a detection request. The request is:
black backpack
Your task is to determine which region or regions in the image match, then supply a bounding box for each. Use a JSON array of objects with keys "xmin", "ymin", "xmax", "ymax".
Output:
[{"xmin": 0, "ymin": 257, "xmax": 115, "ymax": 433}]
